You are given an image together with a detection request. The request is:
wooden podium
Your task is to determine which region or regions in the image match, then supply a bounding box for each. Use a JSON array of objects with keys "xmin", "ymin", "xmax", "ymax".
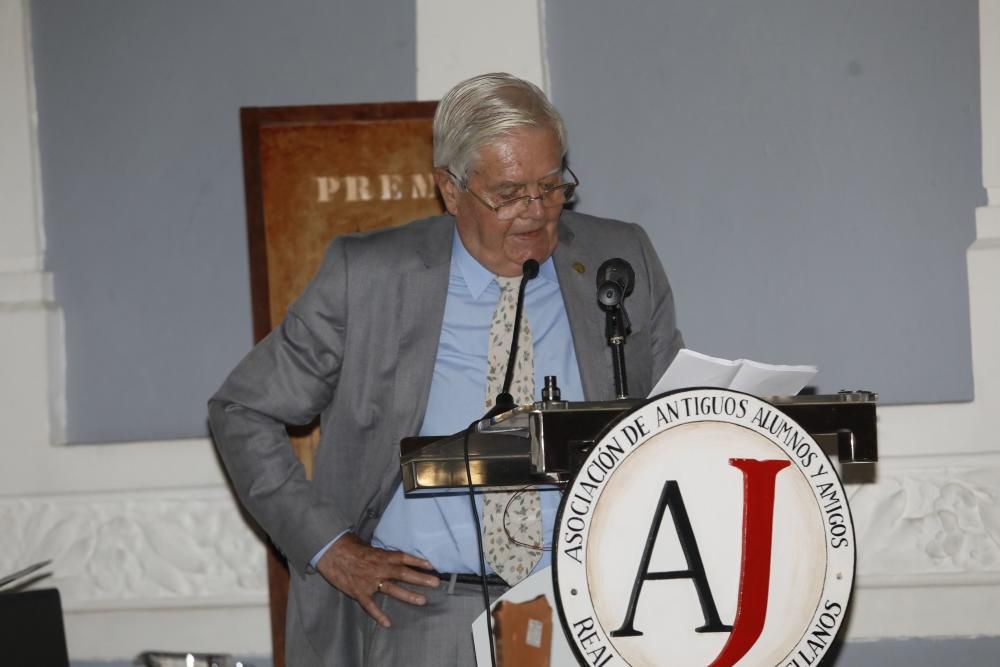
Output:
[{"xmin": 404, "ymin": 388, "xmax": 878, "ymax": 666}]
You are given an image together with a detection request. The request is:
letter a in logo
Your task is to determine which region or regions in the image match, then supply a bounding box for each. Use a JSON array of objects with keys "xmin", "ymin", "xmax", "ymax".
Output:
[{"xmin": 610, "ymin": 478, "xmax": 733, "ymax": 638}]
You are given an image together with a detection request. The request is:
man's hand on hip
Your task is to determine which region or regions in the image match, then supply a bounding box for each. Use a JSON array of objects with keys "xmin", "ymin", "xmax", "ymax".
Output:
[{"xmin": 315, "ymin": 532, "xmax": 440, "ymax": 628}]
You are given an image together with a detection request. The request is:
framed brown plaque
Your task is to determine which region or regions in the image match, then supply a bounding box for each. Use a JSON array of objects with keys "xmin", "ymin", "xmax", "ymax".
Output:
[{"xmin": 240, "ymin": 100, "xmax": 443, "ymax": 665}]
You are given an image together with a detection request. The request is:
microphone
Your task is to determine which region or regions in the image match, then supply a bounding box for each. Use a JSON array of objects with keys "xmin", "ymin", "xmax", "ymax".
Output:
[
  {"xmin": 486, "ymin": 259, "xmax": 540, "ymax": 417},
  {"xmin": 596, "ymin": 258, "xmax": 635, "ymax": 309},
  {"xmin": 522, "ymin": 258, "xmax": 540, "ymax": 280},
  {"xmin": 596, "ymin": 258, "xmax": 635, "ymax": 399}
]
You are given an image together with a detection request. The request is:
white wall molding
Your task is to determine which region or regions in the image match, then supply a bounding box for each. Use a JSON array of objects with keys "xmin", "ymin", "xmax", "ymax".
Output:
[
  {"xmin": 837, "ymin": 448, "xmax": 1000, "ymax": 638},
  {"xmin": 415, "ymin": 0, "xmax": 548, "ymax": 99},
  {"xmin": 850, "ymin": 453, "xmax": 1000, "ymax": 587},
  {"xmin": 848, "ymin": 582, "xmax": 1000, "ymax": 639},
  {"xmin": 0, "ymin": 487, "xmax": 266, "ymax": 612},
  {"xmin": 1, "ymin": 438, "xmax": 230, "ymax": 496},
  {"xmin": 982, "ymin": 1, "xmax": 999, "ymax": 195},
  {"xmin": 0, "ymin": 269, "xmax": 52, "ymax": 303},
  {"xmin": 65, "ymin": 607, "xmax": 270, "ymax": 662},
  {"xmin": 0, "ymin": 0, "xmax": 43, "ymax": 269}
]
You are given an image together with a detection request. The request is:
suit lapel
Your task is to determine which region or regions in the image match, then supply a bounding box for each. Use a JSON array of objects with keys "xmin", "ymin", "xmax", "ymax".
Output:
[
  {"xmin": 554, "ymin": 221, "xmax": 611, "ymax": 401},
  {"xmin": 389, "ymin": 218, "xmax": 453, "ymax": 442}
]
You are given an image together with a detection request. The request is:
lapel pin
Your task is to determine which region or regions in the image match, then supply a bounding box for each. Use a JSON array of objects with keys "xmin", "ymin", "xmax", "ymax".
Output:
[{"xmin": 573, "ymin": 262, "xmax": 585, "ymax": 274}]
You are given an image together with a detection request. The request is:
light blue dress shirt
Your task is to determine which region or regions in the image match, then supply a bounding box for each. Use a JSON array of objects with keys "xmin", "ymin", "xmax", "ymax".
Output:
[{"xmin": 367, "ymin": 230, "xmax": 584, "ymax": 575}]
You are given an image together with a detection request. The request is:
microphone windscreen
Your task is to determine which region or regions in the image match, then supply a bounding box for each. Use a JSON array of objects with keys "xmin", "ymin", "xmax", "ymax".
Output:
[
  {"xmin": 596, "ymin": 258, "xmax": 635, "ymax": 296},
  {"xmin": 522, "ymin": 259, "xmax": 540, "ymax": 280}
]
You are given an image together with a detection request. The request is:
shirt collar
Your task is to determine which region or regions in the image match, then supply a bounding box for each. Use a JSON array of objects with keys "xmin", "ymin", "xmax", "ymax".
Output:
[{"xmin": 452, "ymin": 228, "xmax": 558, "ymax": 300}]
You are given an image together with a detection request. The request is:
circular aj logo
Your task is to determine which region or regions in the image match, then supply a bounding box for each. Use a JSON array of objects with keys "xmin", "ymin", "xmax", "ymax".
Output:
[{"xmin": 553, "ymin": 389, "xmax": 855, "ymax": 667}]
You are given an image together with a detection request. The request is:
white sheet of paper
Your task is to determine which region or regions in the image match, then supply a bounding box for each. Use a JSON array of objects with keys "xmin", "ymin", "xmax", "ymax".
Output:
[
  {"xmin": 648, "ymin": 348, "xmax": 741, "ymax": 396},
  {"xmin": 728, "ymin": 358, "xmax": 818, "ymax": 396},
  {"xmin": 649, "ymin": 348, "xmax": 818, "ymax": 398}
]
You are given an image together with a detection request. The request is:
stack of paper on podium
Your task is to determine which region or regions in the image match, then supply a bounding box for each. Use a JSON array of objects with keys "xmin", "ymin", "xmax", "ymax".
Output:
[{"xmin": 650, "ymin": 348, "xmax": 818, "ymax": 398}]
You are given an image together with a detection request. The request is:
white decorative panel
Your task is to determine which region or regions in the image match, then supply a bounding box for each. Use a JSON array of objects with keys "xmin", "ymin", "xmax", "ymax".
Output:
[
  {"xmin": 0, "ymin": 488, "xmax": 266, "ymax": 611},
  {"xmin": 850, "ymin": 456, "xmax": 1000, "ymax": 585}
]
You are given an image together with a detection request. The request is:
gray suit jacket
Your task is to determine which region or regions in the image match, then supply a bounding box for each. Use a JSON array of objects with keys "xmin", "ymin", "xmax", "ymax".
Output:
[{"xmin": 208, "ymin": 211, "xmax": 683, "ymax": 665}]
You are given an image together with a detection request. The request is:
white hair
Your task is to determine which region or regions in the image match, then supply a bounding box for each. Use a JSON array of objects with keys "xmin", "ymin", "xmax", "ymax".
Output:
[{"xmin": 433, "ymin": 72, "xmax": 567, "ymax": 182}]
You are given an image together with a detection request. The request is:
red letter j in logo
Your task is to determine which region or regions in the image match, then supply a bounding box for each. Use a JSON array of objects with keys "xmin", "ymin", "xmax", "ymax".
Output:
[{"xmin": 709, "ymin": 458, "xmax": 791, "ymax": 667}]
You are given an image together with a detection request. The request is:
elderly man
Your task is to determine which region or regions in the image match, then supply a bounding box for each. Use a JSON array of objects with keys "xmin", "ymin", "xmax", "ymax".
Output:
[{"xmin": 209, "ymin": 72, "xmax": 683, "ymax": 666}]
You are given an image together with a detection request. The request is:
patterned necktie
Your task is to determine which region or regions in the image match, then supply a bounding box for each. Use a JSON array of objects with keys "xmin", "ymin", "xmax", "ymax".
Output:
[{"xmin": 482, "ymin": 275, "xmax": 543, "ymax": 585}]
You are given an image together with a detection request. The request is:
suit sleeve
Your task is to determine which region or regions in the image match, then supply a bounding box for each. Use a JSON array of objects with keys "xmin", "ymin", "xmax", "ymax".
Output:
[
  {"xmin": 634, "ymin": 223, "xmax": 684, "ymax": 380},
  {"xmin": 208, "ymin": 237, "xmax": 352, "ymax": 574}
]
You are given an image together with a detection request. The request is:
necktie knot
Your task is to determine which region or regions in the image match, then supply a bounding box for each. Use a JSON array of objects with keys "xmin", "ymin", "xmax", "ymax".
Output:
[{"xmin": 495, "ymin": 275, "xmax": 519, "ymax": 293}]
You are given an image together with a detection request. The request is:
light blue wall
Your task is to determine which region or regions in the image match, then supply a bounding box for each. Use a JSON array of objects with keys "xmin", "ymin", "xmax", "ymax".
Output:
[
  {"xmin": 31, "ymin": 0, "xmax": 416, "ymax": 442},
  {"xmin": 545, "ymin": 0, "xmax": 982, "ymax": 404}
]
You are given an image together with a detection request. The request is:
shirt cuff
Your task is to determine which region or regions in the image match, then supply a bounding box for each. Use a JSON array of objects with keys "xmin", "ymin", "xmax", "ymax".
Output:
[{"xmin": 309, "ymin": 529, "xmax": 351, "ymax": 569}]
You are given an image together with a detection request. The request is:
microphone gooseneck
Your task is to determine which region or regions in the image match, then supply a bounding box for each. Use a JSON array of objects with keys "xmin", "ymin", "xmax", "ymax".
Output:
[{"xmin": 486, "ymin": 259, "xmax": 540, "ymax": 418}]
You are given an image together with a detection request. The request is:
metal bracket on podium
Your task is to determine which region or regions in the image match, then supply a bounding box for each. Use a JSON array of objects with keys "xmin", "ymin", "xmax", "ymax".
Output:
[{"xmin": 400, "ymin": 390, "xmax": 878, "ymax": 492}]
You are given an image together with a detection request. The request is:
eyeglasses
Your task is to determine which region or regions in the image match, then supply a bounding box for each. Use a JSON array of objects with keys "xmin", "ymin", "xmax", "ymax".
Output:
[{"xmin": 450, "ymin": 167, "xmax": 579, "ymax": 221}]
